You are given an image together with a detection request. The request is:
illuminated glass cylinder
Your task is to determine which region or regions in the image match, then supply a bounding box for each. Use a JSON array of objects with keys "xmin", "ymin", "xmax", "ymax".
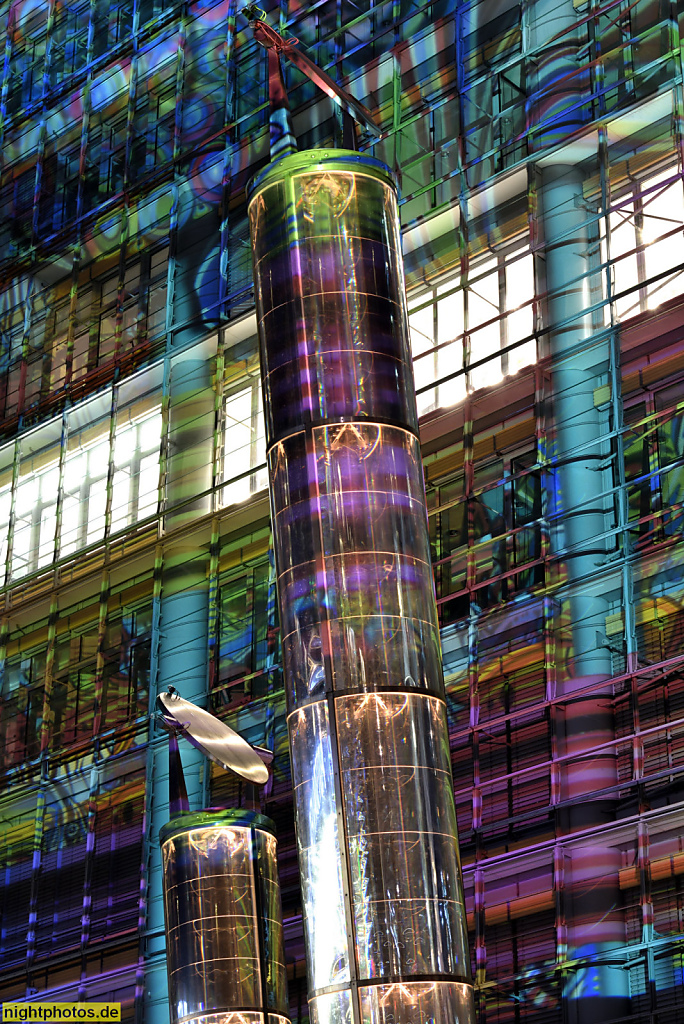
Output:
[
  {"xmin": 160, "ymin": 810, "xmax": 289, "ymax": 1024},
  {"xmin": 248, "ymin": 151, "xmax": 475, "ymax": 1024}
]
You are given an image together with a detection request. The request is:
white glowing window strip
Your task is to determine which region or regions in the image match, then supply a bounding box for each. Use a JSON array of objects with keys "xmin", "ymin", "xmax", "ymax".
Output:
[
  {"xmin": 222, "ymin": 379, "xmax": 267, "ymax": 508},
  {"xmin": 0, "ymin": 407, "xmax": 162, "ymax": 584},
  {"xmin": 606, "ymin": 167, "xmax": 684, "ymax": 322},
  {"xmin": 408, "ymin": 245, "xmax": 535, "ymax": 417}
]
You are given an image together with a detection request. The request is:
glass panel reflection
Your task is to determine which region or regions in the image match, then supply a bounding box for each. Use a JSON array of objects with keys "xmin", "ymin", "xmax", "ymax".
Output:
[
  {"xmin": 250, "ymin": 166, "xmax": 417, "ymax": 443},
  {"xmin": 289, "ymin": 701, "xmax": 349, "ymax": 991},
  {"xmin": 250, "ymin": 151, "xmax": 474, "ymax": 1024},
  {"xmin": 161, "ymin": 812, "xmax": 288, "ymax": 1024},
  {"xmin": 270, "ymin": 423, "xmax": 441, "ymax": 707},
  {"xmin": 359, "ymin": 981, "xmax": 475, "ymax": 1024},
  {"xmin": 337, "ymin": 693, "xmax": 469, "ymax": 980}
]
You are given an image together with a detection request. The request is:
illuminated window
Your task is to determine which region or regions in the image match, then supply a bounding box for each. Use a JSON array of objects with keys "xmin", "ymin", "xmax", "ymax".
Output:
[
  {"xmin": 11, "ymin": 418, "xmax": 62, "ymax": 578},
  {"xmin": 0, "ymin": 349, "xmax": 275, "ymax": 584},
  {"xmin": 0, "ymin": 372, "xmax": 162, "ymax": 585},
  {"xmin": 607, "ymin": 167, "xmax": 684, "ymax": 321},
  {"xmin": 222, "ymin": 373, "xmax": 267, "ymax": 507},
  {"xmin": 409, "ymin": 242, "xmax": 535, "ymax": 415},
  {"xmin": 60, "ymin": 400, "xmax": 162, "ymax": 558}
]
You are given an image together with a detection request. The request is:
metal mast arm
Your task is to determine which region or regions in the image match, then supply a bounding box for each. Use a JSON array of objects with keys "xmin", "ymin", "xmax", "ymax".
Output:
[{"xmin": 244, "ymin": 3, "xmax": 381, "ymax": 139}]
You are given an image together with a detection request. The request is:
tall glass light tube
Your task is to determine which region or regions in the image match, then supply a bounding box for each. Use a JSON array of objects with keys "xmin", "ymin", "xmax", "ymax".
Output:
[
  {"xmin": 160, "ymin": 809, "xmax": 289, "ymax": 1024},
  {"xmin": 248, "ymin": 150, "xmax": 475, "ymax": 1024}
]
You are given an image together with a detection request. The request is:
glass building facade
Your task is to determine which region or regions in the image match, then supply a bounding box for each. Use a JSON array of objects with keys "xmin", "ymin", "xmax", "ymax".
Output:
[{"xmin": 0, "ymin": 0, "xmax": 683, "ymax": 1022}]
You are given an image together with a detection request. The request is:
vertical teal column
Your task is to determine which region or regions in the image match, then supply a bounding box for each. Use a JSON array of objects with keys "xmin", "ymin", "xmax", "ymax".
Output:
[
  {"xmin": 530, "ymin": 0, "xmax": 629, "ymax": 1019},
  {"xmin": 143, "ymin": 341, "xmax": 216, "ymax": 1023}
]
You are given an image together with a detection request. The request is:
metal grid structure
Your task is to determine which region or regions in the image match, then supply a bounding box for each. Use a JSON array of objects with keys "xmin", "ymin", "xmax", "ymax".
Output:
[{"xmin": 0, "ymin": 0, "xmax": 683, "ymax": 1022}]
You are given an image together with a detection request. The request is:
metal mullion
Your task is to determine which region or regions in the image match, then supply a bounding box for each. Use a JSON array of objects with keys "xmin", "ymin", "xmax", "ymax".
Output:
[
  {"xmin": 430, "ymin": 283, "xmax": 440, "ymax": 408},
  {"xmin": 332, "ymin": 0, "xmax": 342, "ymax": 141},
  {"xmin": 165, "ymin": 182, "xmax": 179, "ymax": 341},
  {"xmin": 172, "ymin": 10, "xmax": 186, "ymax": 167},
  {"xmin": 51, "ymin": 409, "xmax": 70, "ymax": 569},
  {"xmin": 136, "ymin": 645, "xmax": 164, "ymax": 1024},
  {"xmin": 214, "ymin": 330, "xmax": 228, "ymax": 512},
  {"xmin": 391, "ymin": 46, "xmax": 402, "ymax": 171},
  {"xmin": 112, "ymin": 208, "xmax": 130, "ymax": 365},
  {"xmin": 0, "ymin": 618, "xmax": 6, "ymax": 747},
  {"xmin": 40, "ymin": 0, "xmax": 58, "ymax": 102},
  {"xmin": 123, "ymin": 44, "xmax": 140, "ymax": 191},
  {"xmin": 600, "ymin": 118, "xmax": 639, "ymax": 673},
  {"xmin": 498, "ymin": 256, "xmax": 508, "ymax": 379},
  {"xmin": 158, "ymin": 350, "xmax": 173, "ymax": 524},
  {"xmin": 529, "ymin": 144, "xmax": 555, "ymax": 708},
  {"xmin": 130, "ymin": 415, "xmax": 152, "ymax": 524},
  {"xmin": 91, "ymin": 569, "xmax": 112, "ymax": 743},
  {"xmin": 131, "ymin": 0, "xmax": 143, "ymax": 39},
  {"xmin": 460, "ymin": 224, "xmax": 471, "ymax": 399},
  {"xmin": 18, "ymin": 260, "xmax": 40, "ymax": 423},
  {"xmin": 28, "ymin": 0, "xmax": 58, "ymax": 246},
  {"xmin": 103, "ymin": 382, "xmax": 120, "ymax": 549},
  {"xmin": 77, "ymin": 760, "xmax": 100, "ymax": 995},
  {"xmin": 3, "ymin": 436, "xmax": 21, "ymax": 587},
  {"xmin": 473, "ymin": 862, "xmax": 486, "ymax": 986},
  {"xmin": 25, "ymin": 781, "xmax": 48, "ymax": 991},
  {"xmin": 87, "ymin": 268, "xmax": 106, "ymax": 374},
  {"xmin": 218, "ymin": 0, "xmax": 237, "ymax": 319},
  {"xmin": 63, "ymin": 250, "xmax": 83, "ymax": 391},
  {"xmin": 626, "ymin": 181, "xmax": 648, "ymax": 315},
  {"xmin": 38, "ymin": 590, "xmax": 59, "ymax": 764},
  {"xmin": 249, "ymin": 376, "xmax": 260, "ymax": 496},
  {"xmin": 207, "ymin": 510, "xmax": 221, "ymax": 698},
  {"xmin": 84, "ymin": 0, "xmax": 98, "ymax": 65},
  {"xmin": 671, "ymin": 0, "xmax": 684, "ymax": 189},
  {"xmin": 165, "ymin": 16, "xmax": 186, "ymax": 346},
  {"xmin": 0, "ymin": 3, "xmax": 14, "ymax": 154},
  {"xmin": 553, "ymin": 841, "xmax": 566, "ymax": 966}
]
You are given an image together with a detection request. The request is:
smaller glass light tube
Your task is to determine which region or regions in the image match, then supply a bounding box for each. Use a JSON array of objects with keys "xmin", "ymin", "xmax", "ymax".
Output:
[{"xmin": 160, "ymin": 809, "xmax": 289, "ymax": 1024}]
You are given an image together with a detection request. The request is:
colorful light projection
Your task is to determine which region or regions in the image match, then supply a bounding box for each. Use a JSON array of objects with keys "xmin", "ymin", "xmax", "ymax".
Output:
[
  {"xmin": 160, "ymin": 810, "xmax": 289, "ymax": 1024},
  {"xmin": 248, "ymin": 151, "xmax": 475, "ymax": 1024}
]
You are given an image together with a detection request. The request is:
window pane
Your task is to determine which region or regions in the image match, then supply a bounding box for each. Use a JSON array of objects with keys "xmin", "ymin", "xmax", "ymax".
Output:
[
  {"xmin": 110, "ymin": 468, "xmax": 131, "ymax": 534},
  {"xmin": 223, "ymin": 381, "xmax": 266, "ymax": 506},
  {"xmin": 137, "ymin": 452, "xmax": 159, "ymax": 520},
  {"xmin": 467, "ymin": 258, "xmax": 498, "ymax": 329},
  {"xmin": 38, "ymin": 504, "xmax": 57, "ymax": 566},
  {"xmin": 610, "ymin": 206, "xmax": 640, "ymax": 320},
  {"xmin": 60, "ymin": 494, "xmax": 81, "ymax": 556},
  {"xmin": 86, "ymin": 477, "xmax": 107, "ymax": 544},
  {"xmin": 469, "ymin": 320, "xmax": 502, "ymax": 390}
]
